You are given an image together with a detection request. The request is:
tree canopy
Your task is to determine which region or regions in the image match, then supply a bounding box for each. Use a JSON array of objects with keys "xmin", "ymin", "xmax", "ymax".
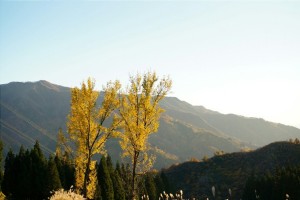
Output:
[
  {"xmin": 117, "ymin": 72, "xmax": 172, "ymax": 199},
  {"xmin": 65, "ymin": 78, "xmax": 121, "ymax": 199}
]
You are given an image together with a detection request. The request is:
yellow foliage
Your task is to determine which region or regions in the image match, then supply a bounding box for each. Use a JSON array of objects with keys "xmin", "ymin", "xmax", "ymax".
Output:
[
  {"xmin": 0, "ymin": 192, "xmax": 5, "ymax": 200},
  {"xmin": 118, "ymin": 72, "xmax": 172, "ymax": 159},
  {"xmin": 67, "ymin": 78, "xmax": 121, "ymax": 198},
  {"xmin": 86, "ymin": 161, "xmax": 97, "ymax": 199},
  {"xmin": 62, "ymin": 72, "xmax": 171, "ymax": 199},
  {"xmin": 117, "ymin": 71, "xmax": 172, "ymax": 198}
]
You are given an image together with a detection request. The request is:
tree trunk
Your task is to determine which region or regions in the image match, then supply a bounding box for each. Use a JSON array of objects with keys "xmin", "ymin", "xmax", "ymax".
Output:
[
  {"xmin": 131, "ymin": 151, "xmax": 139, "ymax": 200},
  {"xmin": 83, "ymin": 152, "xmax": 91, "ymax": 198}
]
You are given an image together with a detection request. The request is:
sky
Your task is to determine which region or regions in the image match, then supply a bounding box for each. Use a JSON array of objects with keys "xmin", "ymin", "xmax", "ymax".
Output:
[{"xmin": 0, "ymin": 1, "xmax": 299, "ymax": 128}]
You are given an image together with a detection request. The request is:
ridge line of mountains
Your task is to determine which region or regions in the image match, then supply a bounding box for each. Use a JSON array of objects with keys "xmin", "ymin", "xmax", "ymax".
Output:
[
  {"xmin": 1, "ymin": 80, "xmax": 300, "ymax": 169},
  {"xmin": 164, "ymin": 141, "xmax": 300, "ymax": 198}
]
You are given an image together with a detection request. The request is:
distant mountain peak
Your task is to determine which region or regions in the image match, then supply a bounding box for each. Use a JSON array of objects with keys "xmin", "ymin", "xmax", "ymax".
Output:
[
  {"xmin": 37, "ymin": 80, "xmax": 51, "ymax": 84},
  {"xmin": 37, "ymin": 80, "xmax": 62, "ymax": 92}
]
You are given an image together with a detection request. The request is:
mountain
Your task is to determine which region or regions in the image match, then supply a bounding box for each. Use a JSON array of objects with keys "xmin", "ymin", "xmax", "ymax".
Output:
[
  {"xmin": 163, "ymin": 141, "xmax": 300, "ymax": 199},
  {"xmin": 160, "ymin": 99, "xmax": 300, "ymax": 147},
  {"xmin": 0, "ymin": 81, "xmax": 70, "ymax": 154},
  {"xmin": 1, "ymin": 81, "xmax": 300, "ymax": 168}
]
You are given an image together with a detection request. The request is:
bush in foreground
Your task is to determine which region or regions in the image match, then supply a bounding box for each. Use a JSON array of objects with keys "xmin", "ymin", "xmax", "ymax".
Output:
[{"xmin": 49, "ymin": 187, "xmax": 85, "ymax": 200}]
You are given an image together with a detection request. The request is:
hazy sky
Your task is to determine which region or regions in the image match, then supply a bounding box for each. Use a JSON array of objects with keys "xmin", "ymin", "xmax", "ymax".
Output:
[{"xmin": 1, "ymin": 1, "xmax": 299, "ymax": 128}]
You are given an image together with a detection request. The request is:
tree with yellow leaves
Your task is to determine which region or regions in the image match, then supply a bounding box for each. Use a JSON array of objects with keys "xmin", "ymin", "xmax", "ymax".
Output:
[
  {"xmin": 118, "ymin": 72, "xmax": 172, "ymax": 199},
  {"xmin": 67, "ymin": 78, "xmax": 121, "ymax": 199}
]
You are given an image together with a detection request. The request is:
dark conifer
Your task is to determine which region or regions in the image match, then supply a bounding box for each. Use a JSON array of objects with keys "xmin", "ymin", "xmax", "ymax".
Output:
[
  {"xmin": 243, "ymin": 166, "xmax": 300, "ymax": 200},
  {"xmin": 62, "ymin": 151, "xmax": 75, "ymax": 189},
  {"xmin": 1, "ymin": 149, "xmax": 15, "ymax": 197},
  {"xmin": 120, "ymin": 163, "xmax": 133, "ymax": 199},
  {"xmin": 54, "ymin": 154, "xmax": 65, "ymax": 187},
  {"xmin": 97, "ymin": 156, "xmax": 114, "ymax": 200},
  {"xmin": 115, "ymin": 161, "xmax": 121, "ymax": 175},
  {"xmin": 154, "ymin": 172, "xmax": 165, "ymax": 197},
  {"xmin": 160, "ymin": 171, "xmax": 171, "ymax": 193},
  {"xmin": 55, "ymin": 152, "xmax": 75, "ymax": 190},
  {"xmin": 0, "ymin": 140, "xmax": 3, "ymax": 192},
  {"xmin": 145, "ymin": 173, "xmax": 157, "ymax": 200},
  {"xmin": 106, "ymin": 155, "xmax": 114, "ymax": 174},
  {"xmin": 15, "ymin": 147, "xmax": 32, "ymax": 198},
  {"xmin": 30, "ymin": 140, "xmax": 48, "ymax": 199},
  {"xmin": 113, "ymin": 169, "xmax": 126, "ymax": 200},
  {"xmin": 106, "ymin": 155, "xmax": 125, "ymax": 200},
  {"xmin": 47, "ymin": 155, "xmax": 62, "ymax": 194}
]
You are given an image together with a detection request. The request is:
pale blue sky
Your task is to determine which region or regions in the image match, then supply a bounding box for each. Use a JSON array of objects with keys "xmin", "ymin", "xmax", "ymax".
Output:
[{"xmin": 1, "ymin": 1, "xmax": 300, "ymax": 128}]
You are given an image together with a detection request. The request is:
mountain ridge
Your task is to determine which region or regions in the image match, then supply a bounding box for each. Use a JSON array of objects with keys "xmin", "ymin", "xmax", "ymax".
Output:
[{"xmin": 1, "ymin": 80, "xmax": 300, "ymax": 168}]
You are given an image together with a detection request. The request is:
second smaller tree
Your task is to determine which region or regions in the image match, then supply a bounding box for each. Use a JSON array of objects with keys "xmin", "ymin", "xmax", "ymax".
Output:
[{"xmin": 117, "ymin": 71, "xmax": 172, "ymax": 199}]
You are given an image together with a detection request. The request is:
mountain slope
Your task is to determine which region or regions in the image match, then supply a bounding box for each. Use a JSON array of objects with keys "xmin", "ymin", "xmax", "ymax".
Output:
[
  {"xmin": 0, "ymin": 81, "xmax": 70, "ymax": 154},
  {"xmin": 161, "ymin": 98, "xmax": 300, "ymax": 146},
  {"xmin": 164, "ymin": 141, "xmax": 300, "ymax": 199},
  {"xmin": 1, "ymin": 81, "xmax": 300, "ymax": 168}
]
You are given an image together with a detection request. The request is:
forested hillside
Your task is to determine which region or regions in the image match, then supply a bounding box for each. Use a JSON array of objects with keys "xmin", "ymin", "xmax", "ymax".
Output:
[
  {"xmin": 164, "ymin": 141, "xmax": 300, "ymax": 199},
  {"xmin": 1, "ymin": 140, "xmax": 299, "ymax": 199}
]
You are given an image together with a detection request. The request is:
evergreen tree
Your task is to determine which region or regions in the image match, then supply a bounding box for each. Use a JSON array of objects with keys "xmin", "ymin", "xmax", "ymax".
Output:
[
  {"xmin": 112, "ymin": 169, "xmax": 126, "ymax": 200},
  {"xmin": 242, "ymin": 174, "xmax": 257, "ymax": 200},
  {"xmin": 1, "ymin": 149, "xmax": 15, "ymax": 198},
  {"xmin": 54, "ymin": 155, "xmax": 65, "ymax": 187},
  {"xmin": 0, "ymin": 140, "xmax": 3, "ymax": 192},
  {"xmin": 14, "ymin": 146, "xmax": 32, "ymax": 199},
  {"xmin": 106, "ymin": 155, "xmax": 114, "ymax": 175},
  {"xmin": 276, "ymin": 166, "xmax": 300, "ymax": 200},
  {"xmin": 63, "ymin": 158, "xmax": 75, "ymax": 189},
  {"xmin": 115, "ymin": 161, "xmax": 121, "ymax": 176},
  {"xmin": 47, "ymin": 155, "xmax": 62, "ymax": 194},
  {"xmin": 30, "ymin": 141, "xmax": 48, "ymax": 199},
  {"xmin": 106, "ymin": 155, "xmax": 125, "ymax": 200},
  {"xmin": 160, "ymin": 171, "xmax": 171, "ymax": 193},
  {"xmin": 55, "ymin": 152, "xmax": 75, "ymax": 190},
  {"xmin": 3, "ymin": 142, "xmax": 66, "ymax": 200},
  {"xmin": 97, "ymin": 156, "xmax": 114, "ymax": 200},
  {"xmin": 119, "ymin": 163, "xmax": 132, "ymax": 199},
  {"xmin": 154, "ymin": 172, "xmax": 165, "ymax": 197},
  {"xmin": 243, "ymin": 166, "xmax": 300, "ymax": 200},
  {"xmin": 145, "ymin": 173, "xmax": 157, "ymax": 200}
]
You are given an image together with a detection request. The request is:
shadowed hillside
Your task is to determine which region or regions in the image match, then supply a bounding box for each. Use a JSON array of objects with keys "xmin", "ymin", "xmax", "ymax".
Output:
[{"xmin": 164, "ymin": 141, "xmax": 300, "ymax": 199}]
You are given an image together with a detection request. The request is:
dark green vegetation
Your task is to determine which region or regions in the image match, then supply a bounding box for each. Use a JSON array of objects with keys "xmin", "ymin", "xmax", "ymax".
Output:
[
  {"xmin": 1, "ymin": 140, "xmax": 299, "ymax": 199},
  {"xmin": 1, "ymin": 81, "xmax": 300, "ymax": 169},
  {"xmin": 164, "ymin": 141, "xmax": 300, "ymax": 199},
  {"xmin": 243, "ymin": 165, "xmax": 300, "ymax": 200},
  {"xmin": 0, "ymin": 140, "xmax": 3, "ymax": 192},
  {"xmin": 1, "ymin": 141, "xmax": 70, "ymax": 199},
  {"xmin": 0, "ymin": 141, "xmax": 170, "ymax": 200}
]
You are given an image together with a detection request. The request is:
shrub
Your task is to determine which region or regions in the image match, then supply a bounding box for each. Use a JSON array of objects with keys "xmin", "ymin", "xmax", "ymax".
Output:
[{"xmin": 49, "ymin": 187, "xmax": 85, "ymax": 200}]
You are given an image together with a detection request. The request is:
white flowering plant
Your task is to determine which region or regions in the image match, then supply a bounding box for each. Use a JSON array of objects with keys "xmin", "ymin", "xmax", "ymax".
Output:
[{"xmin": 49, "ymin": 186, "xmax": 85, "ymax": 200}]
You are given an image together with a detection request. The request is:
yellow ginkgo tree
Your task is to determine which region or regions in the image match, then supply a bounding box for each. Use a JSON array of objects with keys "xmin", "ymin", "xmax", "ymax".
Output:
[
  {"xmin": 117, "ymin": 71, "xmax": 172, "ymax": 199},
  {"xmin": 67, "ymin": 78, "xmax": 121, "ymax": 199}
]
